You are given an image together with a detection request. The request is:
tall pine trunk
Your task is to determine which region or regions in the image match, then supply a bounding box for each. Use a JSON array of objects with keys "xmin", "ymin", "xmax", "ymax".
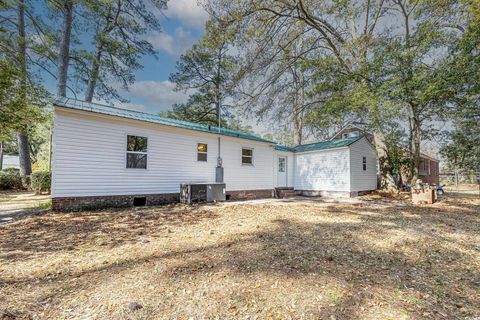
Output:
[
  {"xmin": 17, "ymin": 0, "xmax": 31, "ymax": 176},
  {"xmin": 85, "ymin": 43, "xmax": 103, "ymax": 102},
  {"xmin": 293, "ymin": 107, "xmax": 303, "ymax": 145},
  {"xmin": 0, "ymin": 141, "xmax": 3, "ymax": 171},
  {"xmin": 293, "ymin": 70, "xmax": 305, "ymax": 145},
  {"xmin": 57, "ymin": 0, "xmax": 73, "ymax": 97}
]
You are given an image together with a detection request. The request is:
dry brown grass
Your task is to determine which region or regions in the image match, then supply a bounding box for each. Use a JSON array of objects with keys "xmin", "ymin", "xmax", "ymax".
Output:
[
  {"xmin": 0, "ymin": 189, "xmax": 479, "ymax": 319},
  {"xmin": 0, "ymin": 192, "xmax": 50, "ymax": 211}
]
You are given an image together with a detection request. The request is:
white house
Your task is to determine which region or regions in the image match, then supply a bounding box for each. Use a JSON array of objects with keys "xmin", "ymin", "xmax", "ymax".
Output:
[
  {"xmin": 51, "ymin": 98, "xmax": 377, "ymax": 211},
  {"xmin": 1, "ymin": 155, "xmax": 19, "ymax": 169}
]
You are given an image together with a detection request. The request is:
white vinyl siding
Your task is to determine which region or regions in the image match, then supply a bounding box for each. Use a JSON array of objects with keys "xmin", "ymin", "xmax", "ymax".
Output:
[
  {"xmin": 52, "ymin": 108, "xmax": 378, "ymax": 198},
  {"xmin": 294, "ymin": 148, "xmax": 351, "ymax": 192},
  {"xmin": 222, "ymin": 143, "xmax": 273, "ymax": 191},
  {"xmin": 349, "ymin": 138, "xmax": 377, "ymax": 192},
  {"xmin": 52, "ymin": 108, "xmax": 274, "ymax": 197}
]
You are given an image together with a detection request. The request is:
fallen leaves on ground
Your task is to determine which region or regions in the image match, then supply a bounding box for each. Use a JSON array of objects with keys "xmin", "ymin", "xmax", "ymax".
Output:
[{"xmin": 0, "ymin": 187, "xmax": 478, "ymax": 319}]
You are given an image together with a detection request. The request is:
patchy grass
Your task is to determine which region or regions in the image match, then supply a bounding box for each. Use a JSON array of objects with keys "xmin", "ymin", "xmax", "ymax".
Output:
[
  {"xmin": 0, "ymin": 188, "xmax": 478, "ymax": 319},
  {"xmin": 0, "ymin": 191, "xmax": 50, "ymax": 210}
]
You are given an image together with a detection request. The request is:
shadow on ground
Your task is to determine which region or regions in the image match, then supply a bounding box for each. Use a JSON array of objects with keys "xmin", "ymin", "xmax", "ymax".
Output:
[{"xmin": 0, "ymin": 191, "xmax": 478, "ymax": 319}]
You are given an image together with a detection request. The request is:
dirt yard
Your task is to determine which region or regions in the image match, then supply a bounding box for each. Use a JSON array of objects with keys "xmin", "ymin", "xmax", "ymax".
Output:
[{"xmin": 0, "ymin": 188, "xmax": 478, "ymax": 319}]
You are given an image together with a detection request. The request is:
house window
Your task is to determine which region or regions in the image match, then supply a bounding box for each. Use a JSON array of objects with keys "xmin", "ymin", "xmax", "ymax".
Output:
[
  {"xmin": 197, "ymin": 143, "xmax": 207, "ymax": 162},
  {"xmin": 363, "ymin": 156, "xmax": 367, "ymax": 171},
  {"xmin": 242, "ymin": 148, "xmax": 253, "ymax": 165},
  {"xmin": 278, "ymin": 157, "xmax": 286, "ymax": 172},
  {"xmin": 126, "ymin": 135, "xmax": 147, "ymax": 169},
  {"xmin": 342, "ymin": 131, "xmax": 359, "ymax": 139}
]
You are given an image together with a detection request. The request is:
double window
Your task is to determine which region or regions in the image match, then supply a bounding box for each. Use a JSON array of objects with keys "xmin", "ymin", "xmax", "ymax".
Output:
[
  {"xmin": 363, "ymin": 156, "xmax": 367, "ymax": 171},
  {"xmin": 197, "ymin": 143, "xmax": 208, "ymax": 162},
  {"xmin": 126, "ymin": 135, "xmax": 148, "ymax": 169},
  {"xmin": 242, "ymin": 148, "xmax": 253, "ymax": 165}
]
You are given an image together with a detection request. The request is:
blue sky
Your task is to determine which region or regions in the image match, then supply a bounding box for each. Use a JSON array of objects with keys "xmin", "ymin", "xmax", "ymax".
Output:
[
  {"xmin": 39, "ymin": 0, "xmax": 208, "ymax": 114},
  {"xmin": 117, "ymin": 0, "xmax": 208, "ymax": 113}
]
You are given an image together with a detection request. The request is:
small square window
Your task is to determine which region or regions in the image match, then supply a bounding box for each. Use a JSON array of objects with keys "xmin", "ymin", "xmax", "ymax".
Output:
[
  {"xmin": 127, "ymin": 135, "xmax": 147, "ymax": 152},
  {"xmin": 362, "ymin": 156, "xmax": 367, "ymax": 171},
  {"xmin": 126, "ymin": 135, "xmax": 147, "ymax": 169},
  {"xmin": 343, "ymin": 131, "xmax": 359, "ymax": 139},
  {"xmin": 127, "ymin": 153, "xmax": 147, "ymax": 169},
  {"xmin": 242, "ymin": 148, "xmax": 253, "ymax": 165},
  {"xmin": 197, "ymin": 143, "xmax": 207, "ymax": 162}
]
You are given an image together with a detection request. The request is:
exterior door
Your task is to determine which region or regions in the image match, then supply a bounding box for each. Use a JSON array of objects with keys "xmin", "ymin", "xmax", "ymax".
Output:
[{"xmin": 277, "ymin": 156, "xmax": 287, "ymax": 187}]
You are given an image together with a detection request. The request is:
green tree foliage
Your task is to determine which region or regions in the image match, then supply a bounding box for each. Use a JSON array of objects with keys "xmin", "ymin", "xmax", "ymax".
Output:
[
  {"xmin": 440, "ymin": 1, "xmax": 480, "ymax": 176},
  {"xmin": 169, "ymin": 19, "xmax": 237, "ymax": 126},
  {"xmin": 0, "ymin": 61, "xmax": 30, "ymax": 139},
  {"xmin": 77, "ymin": 0, "xmax": 167, "ymax": 102},
  {"xmin": 208, "ymin": 0, "xmax": 470, "ymax": 184},
  {"xmin": 1, "ymin": 0, "xmax": 50, "ymax": 175},
  {"xmin": 163, "ymin": 91, "xmax": 227, "ymax": 127}
]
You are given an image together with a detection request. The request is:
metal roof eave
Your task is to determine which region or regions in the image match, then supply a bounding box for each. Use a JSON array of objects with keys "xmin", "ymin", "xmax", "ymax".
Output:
[{"xmin": 53, "ymin": 97, "xmax": 276, "ymax": 145}]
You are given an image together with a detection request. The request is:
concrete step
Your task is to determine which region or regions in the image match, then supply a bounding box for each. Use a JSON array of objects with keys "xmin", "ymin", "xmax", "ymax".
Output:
[{"xmin": 275, "ymin": 188, "xmax": 301, "ymax": 199}]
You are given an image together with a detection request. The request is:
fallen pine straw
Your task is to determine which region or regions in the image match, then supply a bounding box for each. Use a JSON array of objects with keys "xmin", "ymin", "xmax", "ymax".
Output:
[{"xmin": 0, "ymin": 189, "xmax": 478, "ymax": 319}]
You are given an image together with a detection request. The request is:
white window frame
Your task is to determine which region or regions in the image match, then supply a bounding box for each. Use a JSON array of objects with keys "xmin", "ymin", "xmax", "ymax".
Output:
[
  {"xmin": 197, "ymin": 142, "xmax": 208, "ymax": 162},
  {"xmin": 362, "ymin": 156, "xmax": 367, "ymax": 171},
  {"xmin": 126, "ymin": 134, "xmax": 148, "ymax": 170},
  {"xmin": 241, "ymin": 147, "xmax": 254, "ymax": 166},
  {"xmin": 343, "ymin": 131, "xmax": 360, "ymax": 139}
]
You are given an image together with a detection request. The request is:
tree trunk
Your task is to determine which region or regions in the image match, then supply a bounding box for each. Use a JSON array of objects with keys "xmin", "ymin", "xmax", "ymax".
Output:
[
  {"xmin": 411, "ymin": 114, "xmax": 421, "ymax": 184},
  {"xmin": 85, "ymin": 42, "xmax": 103, "ymax": 102},
  {"xmin": 293, "ymin": 103, "xmax": 303, "ymax": 145},
  {"xmin": 17, "ymin": 0, "xmax": 31, "ymax": 176},
  {"xmin": 215, "ymin": 101, "xmax": 220, "ymax": 126},
  {"xmin": 215, "ymin": 82, "xmax": 221, "ymax": 127},
  {"xmin": 0, "ymin": 141, "xmax": 3, "ymax": 171},
  {"xmin": 454, "ymin": 160, "xmax": 459, "ymax": 187},
  {"xmin": 17, "ymin": 133, "xmax": 31, "ymax": 175},
  {"xmin": 57, "ymin": 0, "xmax": 73, "ymax": 97},
  {"xmin": 378, "ymin": 156, "xmax": 398, "ymax": 191},
  {"xmin": 293, "ymin": 70, "xmax": 305, "ymax": 145}
]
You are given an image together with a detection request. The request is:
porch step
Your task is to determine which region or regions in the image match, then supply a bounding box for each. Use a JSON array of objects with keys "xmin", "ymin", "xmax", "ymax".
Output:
[{"xmin": 275, "ymin": 188, "xmax": 301, "ymax": 199}]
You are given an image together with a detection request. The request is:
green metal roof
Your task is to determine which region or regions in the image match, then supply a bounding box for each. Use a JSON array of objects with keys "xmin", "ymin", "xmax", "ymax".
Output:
[
  {"xmin": 274, "ymin": 136, "xmax": 362, "ymax": 153},
  {"xmin": 53, "ymin": 97, "xmax": 276, "ymax": 144},
  {"xmin": 293, "ymin": 136, "xmax": 362, "ymax": 152},
  {"xmin": 274, "ymin": 145, "xmax": 295, "ymax": 152}
]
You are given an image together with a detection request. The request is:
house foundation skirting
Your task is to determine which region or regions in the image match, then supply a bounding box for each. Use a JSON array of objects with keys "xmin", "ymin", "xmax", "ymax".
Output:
[
  {"xmin": 298, "ymin": 190, "xmax": 373, "ymax": 198},
  {"xmin": 52, "ymin": 189, "xmax": 275, "ymax": 211},
  {"xmin": 226, "ymin": 189, "xmax": 274, "ymax": 201},
  {"xmin": 52, "ymin": 193, "xmax": 180, "ymax": 211}
]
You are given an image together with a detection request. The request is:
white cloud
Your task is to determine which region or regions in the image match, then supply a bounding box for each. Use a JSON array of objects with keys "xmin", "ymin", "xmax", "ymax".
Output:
[
  {"xmin": 147, "ymin": 27, "xmax": 195, "ymax": 57},
  {"xmin": 166, "ymin": 0, "xmax": 208, "ymax": 28},
  {"xmin": 126, "ymin": 80, "xmax": 189, "ymax": 111}
]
